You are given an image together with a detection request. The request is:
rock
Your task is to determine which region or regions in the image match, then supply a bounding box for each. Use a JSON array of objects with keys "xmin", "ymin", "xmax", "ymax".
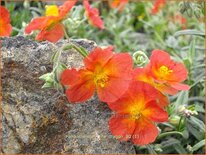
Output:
[{"xmin": 1, "ymin": 36, "xmax": 135, "ymax": 154}]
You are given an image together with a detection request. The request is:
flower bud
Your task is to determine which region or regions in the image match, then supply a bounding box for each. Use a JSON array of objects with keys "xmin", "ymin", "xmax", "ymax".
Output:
[
  {"xmin": 169, "ymin": 115, "xmax": 181, "ymax": 125},
  {"xmin": 132, "ymin": 51, "xmax": 149, "ymax": 67}
]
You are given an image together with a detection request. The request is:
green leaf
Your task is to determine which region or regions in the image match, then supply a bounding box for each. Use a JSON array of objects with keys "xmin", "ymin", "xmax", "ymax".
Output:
[
  {"xmin": 173, "ymin": 143, "xmax": 187, "ymax": 154},
  {"xmin": 39, "ymin": 73, "xmax": 54, "ymax": 83},
  {"xmin": 187, "ymin": 117, "xmax": 204, "ymax": 140},
  {"xmin": 192, "ymin": 140, "xmax": 205, "ymax": 152},
  {"xmin": 157, "ymin": 131, "xmax": 184, "ymax": 140},
  {"xmin": 183, "ymin": 59, "xmax": 191, "ymax": 72},
  {"xmin": 175, "ymin": 91, "xmax": 189, "ymax": 109},
  {"xmin": 188, "ymin": 39, "xmax": 195, "ymax": 65},
  {"xmin": 189, "ymin": 116, "xmax": 205, "ymax": 131},
  {"xmin": 174, "ymin": 29, "xmax": 205, "ymax": 37},
  {"xmin": 42, "ymin": 82, "xmax": 54, "ymax": 89}
]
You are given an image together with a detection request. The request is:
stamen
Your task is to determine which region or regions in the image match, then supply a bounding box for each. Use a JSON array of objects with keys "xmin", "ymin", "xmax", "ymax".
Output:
[
  {"xmin": 94, "ymin": 73, "xmax": 108, "ymax": 88},
  {"xmin": 158, "ymin": 65, "xmax": 173, "ymax": 76}
]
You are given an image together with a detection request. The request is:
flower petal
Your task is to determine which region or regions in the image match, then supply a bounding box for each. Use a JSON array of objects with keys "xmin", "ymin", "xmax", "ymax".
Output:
[
  {"xmin": 109, "ymin": 113, "xmax": 136, "ymax": 141},
  {"xmin": 84, "ymin": 47, "xmax": 113, "ymax": 71},
  {"xmin": 83, "ymin": 0, "xmax": 104, "ymax": 29},
  {"xmin": 0, "ymin": 6, "xmax": 10, "ymax": 23},
  {"xmin": 109, "ymin": 0, "xmax": 129, "ymax": 11},
  {"xmin": 97, "ymin": 77, "xmax": 131, "ymax": 102},
  {"xmin": 107, "ymin": 93, "xmax": 133, "ymax": 113},
  {"xmin": 157, "ymin": 91, "xmax": 169, "ymax": 107},
  {"xmin": 59, "ymin": 0, "xmax": 77, "ymax": 17},
  {"xmin": 170, "ymin": 82, "xmax": 190, "ymax": 90},
  {"xmin": 0, "ymin": 23, "xmax": 12, "ymax": 37},
  {"xmin": 61, "ymin": 68, "xmax": 80, "ymax": 86},
  {"xmin": 107, "ymin": 81, "xmax": 159, "ymax": 111},
  {"xmin": 150, "ymin": 49, "xmax": 171, "ymax": 68},
  {"xmin": 131, "ymin": 117, "xmax": 158, "ymax": 145},
  {"xmin": 104, "ymin": 52, "xmax": 133, "ymax": 79},
  {"xmin": 0, "ymin": 6, "xmax": 12, "ymax": 36},
  {"xmin": 156, "ymin": 84, "xmax": 179, "ymax": 95},
  {"xmin": 134, "ymin": 68, "xmax": 169, "ymax": 107},
  {"xmin": 128, "ymin": 81, "xmax": 159, "ymax": 103},
  {"xmin": 133, "ymin": 67, "xmax": 153, "ymax": 84},
  {"xmin": 168, "ymin": 62, "xmax": 188, "ymax": 82},
  {"xmin": 36, "ymin": 23, "xmax": 64, "ymax": 42},
  {"xmin": 66, "ymin": 79, "xmax": 95, "ymax": 103},
  {"xmin": 25, "ymin": 17, "xmax": 47, "ymax": 34},
  {"xmin": 142, "ymin": 100, "xmax": 168, "ymax": 122}
]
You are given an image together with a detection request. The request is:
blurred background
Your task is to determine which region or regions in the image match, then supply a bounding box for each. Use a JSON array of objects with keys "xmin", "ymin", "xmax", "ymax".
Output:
[{"xmin": 1, "ymin": 0, "xmax": 205, "ymax": 154}]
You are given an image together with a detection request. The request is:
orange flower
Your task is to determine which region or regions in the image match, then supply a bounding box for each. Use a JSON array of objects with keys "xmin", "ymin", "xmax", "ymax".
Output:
[
  {"xmin": 134, "ymin": 50, "xmax": 190, "ymax": 95},
  {"xmin": 25, "ymin": 0, "xmax": 77, "ymax": 42},
  {"xmin": 151, "ymin": 0, "xmax": 166, "ymax": 15},
  {"xmin": 108, "ymin": 81, "xmax": 168, "ymax": 145},
  {"xmin": 0, "ymin": 6, "xmax": 12, "ymax": 37},
  {"xmin": 83, "ymin": 0, "xmax": 104, "ymax": 29},
  {"xmin": 61, "ymin": 46, "xmax": 133, "ymax": 103},
  {"xmin": 109, "ymin": 0, "xmax": 129, "ymax": 11}
]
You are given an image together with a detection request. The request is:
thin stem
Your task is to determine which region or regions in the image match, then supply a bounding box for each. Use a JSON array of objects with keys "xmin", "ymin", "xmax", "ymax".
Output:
[
  {"xmin": 69, "ymin": 43, "xmax": 88, "ymax": 57},
  {"xmin": 177, "ymin": 116, "xmax": 184, "ymax": 131},
  {"xmin": 63, "ymin": 26, "xmax": 70, "ymax": 40}
]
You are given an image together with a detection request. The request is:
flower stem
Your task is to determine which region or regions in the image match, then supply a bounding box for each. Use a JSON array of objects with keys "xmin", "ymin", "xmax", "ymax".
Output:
[
  {"xmin": 63, "ymin": 26, "xmax": 70, "ymax": 40},
  {"xmin": 61, "ymin": 43, "xmax": 88, "ymax": 57},
  {"xmin": 69, "ymin": 43, "xmax": 88, "ymax": 57}
]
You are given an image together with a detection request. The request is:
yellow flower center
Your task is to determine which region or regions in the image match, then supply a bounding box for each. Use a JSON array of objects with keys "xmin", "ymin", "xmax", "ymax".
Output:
[
  {"xmin": 45, "ymin": 5, "xmax": 59, "ymax": 16},
  {"xmin": 94, "ymin": 73, "xmax": 108, "ymax": 88},
  {"xmin": 158, "ymin": 65, "xmax": 173, "ymax": 76},
  {"xmin": 130, "ymin": 111, "xmax": 142, "ymax": 120},
  {"xmin": 128, "ymin": 102, "xmax": 144, "ymax": 120}
]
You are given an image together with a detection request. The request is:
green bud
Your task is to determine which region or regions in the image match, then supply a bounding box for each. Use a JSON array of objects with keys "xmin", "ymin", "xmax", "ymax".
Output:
[
  {"xmin": 169, "ymin": 115, "xmax": 181, "ymax": 125},
  {"xmin": 133, "ymin": 51, "xmax": 149, "ymax": 67}
]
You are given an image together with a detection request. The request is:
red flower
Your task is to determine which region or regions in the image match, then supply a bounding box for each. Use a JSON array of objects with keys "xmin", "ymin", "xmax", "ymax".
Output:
[
  {"xmin": 61, "ymin": 46, "xmax": 133, "ymax": 103},
  {"xmin": 151, "ymin": 0, "xmax": 166, "ymax": 15},
  {"xmin": 108, "ymin": 81, "xmax": 168, "ymax": 145},
  {"xmin": 0, "ymin": 6, "xmax": 12, "ymax": 37},
  {"xmin": 109, "ymin": 0, "xmax": 129, "ymax": 11},
  {"xmin": 83, "ymin": 0, "xmax": 104, "ymax": 29},
  {"xmin": 25, "ymin": 0, "xmax": 77, "ymax": 42},
  {"xmin": 134, "ymin": 50, "xmax": 190, "ymax": 95}
]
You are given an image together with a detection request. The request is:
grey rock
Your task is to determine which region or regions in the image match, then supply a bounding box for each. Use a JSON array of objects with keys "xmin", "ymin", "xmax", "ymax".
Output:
[{"xmin": 1, "ymin": 36, "xmax": 135, "ymax": 154}]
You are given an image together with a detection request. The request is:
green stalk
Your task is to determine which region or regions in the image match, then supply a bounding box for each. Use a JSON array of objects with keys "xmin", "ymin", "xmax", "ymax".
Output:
[{"xmin": 69, "ymin": 43, "xmax": 88, "ymax": 57}]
